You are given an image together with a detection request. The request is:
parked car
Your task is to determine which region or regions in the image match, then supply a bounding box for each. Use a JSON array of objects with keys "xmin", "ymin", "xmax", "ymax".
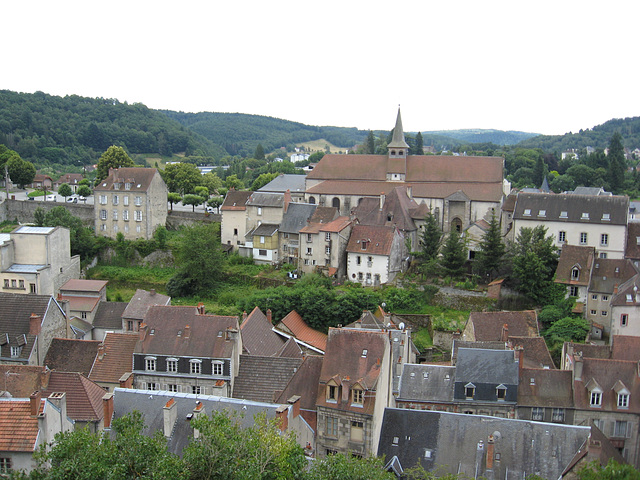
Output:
[
  {"xmin": 65, "ymin": 197, "xmax": 78, "ymax": 203},
  {"xmin": 206, "ymin": 206, "xmax": 215, "ymax": 214}
]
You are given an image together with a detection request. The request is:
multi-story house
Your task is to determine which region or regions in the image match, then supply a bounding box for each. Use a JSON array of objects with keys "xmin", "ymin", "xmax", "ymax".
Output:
[
  {"xmin": 0, "ymin": 293, "xmax": 67, "ymax": 366},
  {"xmin": 305, "ymin": 108, "xmax": 508, "ymax": 233},
  {"xmin": 609, "ymin": 273, "xmax": 640, "ymax": 339},
  {"xmin": 0, "ymin": 226, "xmax": 80, "ymax": 297},
  {"xmin": 346, "ymin": 224, "xmax": 404, "ymax": 286},
  {"xmin": 299, "ymin": 208, "xmax": 352, "ymax": 276},
  {"xmin": 54, "ymin": 173, "xmax": 84, "ymax": 192},
  {"xmin": 258, "ymin": 174, "xmax": 307, "ymax": 203},
  {"xmin": 316, "ymin": 328, "xmax": 391, "ymax": 458},
  {"xmin": 220, "ymin": 190, "xmax": 253, "ymax": 251},
  {"xmin": 94, "ymin": 167, "xmax": 168, "ymax": 240},
  {"xmin": 249, "ymin": 223, "xmax": 280, "ymax": 265},
  {"xmin": 121, "ymin": 289, "xmax": 170, "ymax": 333},
  {"xmin": 279, "ymin": 203, "xmax": 318, "ymax": 268},
  {"xmin": 58, "ymin": 279, "xmax": 108, "ymax": 327},
  {"xmin": 461, "ymin": 310, "xmax": 539, "ymax": 342},
  {"xmin": 510, "ymin": 192, "xmax": 629, "ymax": 259},
  {"xmin": 517, "ymin": 367, "xmax": 575, "ymax": 425},
  {"xmin": 554, "ymin": 245, "xmax": 595, "ymax": 309},
  {"xmin": 133, "ymin": 305, "xmax": 241, "ymax": 397}
]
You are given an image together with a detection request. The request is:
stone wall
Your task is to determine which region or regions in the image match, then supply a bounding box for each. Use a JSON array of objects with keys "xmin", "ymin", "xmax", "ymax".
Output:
[
  {"xmin": 166, "ymin": 210, "xmax": 220, "ymax": 229},
  {"xmin": 0, "ymin": 199, "xmax": 94, "ymax": 225}
]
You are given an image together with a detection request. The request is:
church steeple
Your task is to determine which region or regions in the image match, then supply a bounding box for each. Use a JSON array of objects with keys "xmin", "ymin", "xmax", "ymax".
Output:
[{"xmin": 388, "ymin": 106, "xmax": 409, "ymax": 158}]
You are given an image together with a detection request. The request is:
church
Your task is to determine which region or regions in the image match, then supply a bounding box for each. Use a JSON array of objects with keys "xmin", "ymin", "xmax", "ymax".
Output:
[{"xmin": 304, "ymin": 109, "xmax": 510, "ymax": 234}]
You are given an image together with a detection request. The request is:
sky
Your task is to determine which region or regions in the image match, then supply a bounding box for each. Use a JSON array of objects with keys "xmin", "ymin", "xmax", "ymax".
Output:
[{"xmin": 4, "ymin": 1, "xmax": 639, "ymax": 136}]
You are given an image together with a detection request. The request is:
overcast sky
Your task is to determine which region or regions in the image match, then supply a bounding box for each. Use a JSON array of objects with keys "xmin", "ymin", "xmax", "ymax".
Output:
[{"xmin": 4, "ymin": 1, "xmax": 638, "ymax": 136}]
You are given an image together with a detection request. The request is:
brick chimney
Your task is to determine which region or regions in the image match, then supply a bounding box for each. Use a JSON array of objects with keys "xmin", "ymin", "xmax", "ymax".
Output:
[
  {"xmin": 30, "ymin": 391, "xmax": 41, "ymax": 416},
  {"xmin": 184, "ymin": 325, "xmax": 191, "ymax": 339},
  {"xmin": 486, "ymin": 434, "xmax": 495, "ymax": 471},
  {"xmin": 163, "ymin": 398, "xmax": 177, "ymax": 438},
  {"xmin": 103, "ymin": 392, "xmax": 114, "ymax": 428},
  {"xmin": 119, "ymin": 372, "xmax": 133, "ymax": 389},
  {"xmin": 139, "ymin": 323, "xmax": 148, "ymax": 341},
  {"xmin": 276, "ymin": 405, "xmax": 288, "ymax": 432},
  {"xmin": 29, "ymin": 314, "xmax": 41, "ymax": 336},
  {"xmin": 242, "ymin": 311, "xmax": 248, "ymax": 321},
  {"xmin": 97, "ymin": 344, "xmax": 105, "ymax": 361},
  {"xmin": 284, "ymin": 189, "xmax": 291, "ymax": 213},
  {"xmin": 514, "ymin": 346, "xmax": 524, "ymax": 371},
  {"xmin": 196, "ymin": 303, "xmax": 205, "ymax": 315},
  {"xmin": 288, "ymin": 395, "xmax": 301, "ymax": 419},
  {"xmin": 501, "ymin": 323, "xmax": 509, "ymax": 342},
  {"xmin": 192, "ymin": 402, "xmax": 205, "ymax": 439},
  {"xmin": 266, "ymin": 309, "xmax": 272, "ymax": 323},
  {"xmin": 574, "ymin": 353, "xmax": 583, "ymax": 381}
]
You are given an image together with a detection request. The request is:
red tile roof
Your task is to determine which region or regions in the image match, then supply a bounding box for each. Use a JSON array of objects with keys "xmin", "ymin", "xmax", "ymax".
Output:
[
  {"xmin": 276, "ymin": 311, "xmax": 327, "ymax": 352},
  {"xmin": 0, "ymin": 365, "xmax": 50, "ymax": 397},
  {"xmin": 41, "ymin": 372, "xmax": 104, "ymax": 422},
  {"xmin": 59, "ymin": 295, "xmax": 101, "ymax": 313},
  {"xmin": 89, "ymin": 333, "xmax": 139, "ymax": 384},
  {"xmin": 60, "ymin": 279, "xmax": 108, "ymax": 293},
  {"xmin": 0, "ymin": 399, "xmax": 43, "ymax": 452},
  {"xmin": 346, "ymin": 224, "xmax": 396, "ymax": 256},
  {"xmin": 466, "ymin": 311, "xmax": 539, "ymax": 341}
]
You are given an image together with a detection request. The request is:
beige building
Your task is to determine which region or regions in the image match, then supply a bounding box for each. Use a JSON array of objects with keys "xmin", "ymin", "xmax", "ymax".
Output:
[
  {"xmin": 0, "ymin": 226, "xmax": 80, "ymax": 297},
  {"xmin": 94, "ymin": 167, "xmax": 168, "ymax": 240}
]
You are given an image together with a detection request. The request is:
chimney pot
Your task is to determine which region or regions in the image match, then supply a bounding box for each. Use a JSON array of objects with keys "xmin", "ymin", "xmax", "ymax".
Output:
[
  {"xmin": 163, "ymin": 398, "xmax": 178, "ymax": 438},
  {"xmin": 30, "ymin": 391, "xmax": 41, "ymax": 416},
  {"xmin": 276, "ymin": 405, "xmax": 288, "ymax": 432},
  {"xmin": 150, "ymin": 289, "xmax": 156, "ymax": 296},
  {"xmin": 184, "ymin": 325, "xmax": 191, "ymax": 339},
  {"xmin": 103, "ymin": 392, "xmax": 114, "ymax": 428},
  {"xmin": 29, "ymin": 314, "xmax": 41, "ymax": 336},
  {"xmin": 266, "ymin": 309, "xmax": 272, "ymax": 323}
]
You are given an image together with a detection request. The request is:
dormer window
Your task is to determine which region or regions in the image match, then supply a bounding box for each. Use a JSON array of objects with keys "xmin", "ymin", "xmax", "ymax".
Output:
[
  {"xmin": 614, "ymin": 380, "xmax": 630, "ymax": 409},
  {"xmin": 125, "ymin": 182, "xmax": 132, "ymax": 190},
  {"xmin": 626, "ymin": 294, "xmax": 633, "ymax": 303},
  {"xmin": 361, "ymin": 349, "xmax": 368, "ymax": 358},
  {"xmin": 587, "ymin": 379, "xmax": 603, "ymax": 407},
  {"xmin": 581, "ymin": 212, "xmax": 589, "ymax": 220},
  {"xmin": 560, "ymin": 211, "xmax": 568, "ymax": 219},
  {"xmin": 602, "ymin": 213, "xmax": 611, "ymax": 221},
  {"xmin": 361, "ymin": 240, "xmax": 368, "ymax": 250},
  {"xmin": 523, "ymin": 209, "xmax": 531, "ymax": 216},
  {"xmin": 538, "ymin": 210, "xmax": 546, "ymax": 217},
  {"xmin": 145, "ymin": 356, "xmax": 157, "ymax": 371},
  {"xmin": 465, "ymin": 382, "xmax": 476, "ymax": 399},
  {"xmin": 352, "ymin": 387, "xmax": 364, "ymax": 406},
  {"xmin": 571, "ymin": 267, "xmax": 580, "ymax": 281},
  {"xmin": 326, "ymin": 380, "xmax": 338, "ymax": 402},
  {"xmin": 618, "ymin": 392, "xmax": 630, "ymax": 408},
  {"xmin": 496, "ymin": 384, "xmax": 507, "ymax": 400}
]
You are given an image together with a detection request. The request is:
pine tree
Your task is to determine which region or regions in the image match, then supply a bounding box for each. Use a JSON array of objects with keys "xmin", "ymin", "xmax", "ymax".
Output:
[
  {"xmin": 608, "ymin": 132, "xmax": 626, "ymax": 194},
  {"xmin": 254, "ymin": 143, "xmax": 265, "ymax": 160},
  {"xmin": 440, "ymin": 231, "xmax": 467, "ymax": 278},
  {"xmin": 533, "ymin": 155, "xmax": 544, "ymax": 188},
  {"xmin": 474, "ymin": 210, "xmax": 505, "ymax": 281},
  {"xmin": 417, "ymin": 213, "xmax": 441, "ymax": 261},
  {"xmin": 365, "ymin": 130, "xmax": 375, "ymax": 154},
  {"xmin": 414, "ymin": 132, "xmax": 424, "ymax": 155}
]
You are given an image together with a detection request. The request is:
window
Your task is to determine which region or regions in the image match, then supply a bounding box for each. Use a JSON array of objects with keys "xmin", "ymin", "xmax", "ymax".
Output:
[
  {"xmin": 30, "ymin": 284, "xmax": 36, "ymax": 294},
  {"xmin": 523, "ymin": 209, "xmax": 531, "ymax": 216},
  {"xmin": 602, "ymin": 295, "xmax": 609, "ymax": 301},
  {"xmin": 259, "ymin": 236, "xmax": 265, "ymax": 244},
  {"xmin": 496, "ymin": 385, "xmax": 507, "ymax": 400},
  {"xmin": 618, "ymin": 393, "xmax": 630, "ymax": 408},
  {"xmin": 112, "ymin": 194, "xmax": 119, "ymax": 205},
  {"xmin": 259, "ymin": 249, "xmax": 267, "ymax": 256},
  {"xmin": 325, "ymin": 232, "xmax": 331, "ymax": 241},
  {"xmin": 101, "ymin": 224, "xmax": 107, "ymax": 231},
  {"xmin": 0, "ymin": 457, "xmax": 12, "ymax": 474},
  {"xmin": 601, "ymin": 311, "xmax": 607, "ymax": 316},
  {"xmin": 327, "ymin": 384, "xmax": 337, "ymax": 402},
  {"xmin": 570, "ymin": 286, "xmax": 579, "ymax": 297},
  {"xmin": 350, "ymin": 421, "xmax": 364, "ymax": 442},
  {"xmin": 560, "ymin": 211, "xmax": 568, "ymax": 219},
  {"xmin": 538, "ymin": 209, "xmax": 546, "ymax": 217},
  {"xmin": 146, "ymin": 382, "xmax": 158, "ymax": 391},
  {"xmin": 100, "ymin": 209, "xmax": 107, "ymax": 220},
  {"xmin": 123, "ymin": 210, "xmax": 129, "ymax": 221},
  {"xmin": 590, "ymin": 391, "xmax": 602, "ymax": 407},
  {"xmin": 135, "ymin": 210, "xmax": 142, "ymax": 222},
  {"xmin": 306, "ymin": 247, "xmax": 312, "ymax": 255},
  {"xmin": 558, "ymin": 231, "xmax": 566, "ymax": 242},
  {"xmin": 125, "ymin": 183, "xmax": 132, "ymax": 190},
  {"xmin": 592, "ymin": 294, "xmax": 598, "ymax": 300},
  {"xmin": 123, "ymin": 195, "xmax": 129, "ymax": 206},
  {"xmin": 571, "ymin": 268, "xmax": 580, "ymax": 280},
  {"xmin": 580, "ymin": 232, "xmax": 588, "ymax": 245},
  {"xmin": 532, "ymin": 407, "xmax": 544, "ymax": 421},
  {"xmin": 325, "ymin": 246, "xmax": 331, "ymax": 255},
  {"xmin": 168, "ymin": 384, "xmax": 179, "ymax": 392},
  {"xmin": 600, "ymin": 252, "xmax": 607, "ymax": 259},
  {"xmin": 134, "ymin": 196, "xmax": 142, "ymax": 206},
  {"xmin": 2, "ymin": 279, "xmax": 7, "ymax": 288},
  {"xmin": 356, "ymin": 256, "xmax": 361, "ymax": 265},
  {"xmin": 190, "ymin": 360, "xmax": 202, "ymax": 374},
  {"xmin": 621, "ymin": 314, "xmax": 629, "ymax": 327},
  {"xmin": 10, "ymin": 280, "xmax": 16, "ymax": 288},
  {"xmin": 113, "ymin": 183, "xmax": 121, "ymax": 190},
  {"xmin": 627, "ymin": 294, "xmax": 633, "ymax": 303},
  {"xmin": 590, "ymin": 310, "xmax": 597, "ymax": 315},
  {"xmin": 166, "ymin": 359, "xmax": 178, "ymax": 372},
  {"xmin": 357, "ymin": 272, "xmax": 363, "ymax": 281},
  {"xmin": 326, "ymin": 416, "xmax": 338, "ymax": 436},
  {"xmin": 602, "ymin": 213, "xmax": 611, "ymax": 221},
  {"xmin": 614, "ymin": 420, "xmax": 629, "ymax": 438},
  {"xmin": 601, "ymin": 234, "xmax": 609, "ymax": 246},
  {"xmin": 465, "ymin": 383, "xmax": 475, "ymax": 399},
  {"xmin": 352, "ymin": 388, "xmax": 364, "ymax": 405},
  {"xmin": 127, "ymin": 320, "xmax": 134, "ymax": 331},
  {"xmin": 10, "ymin": 346, "xmax": 21, "ymax": 358},
  {"xmin": 81, "ymin": 312, "xmax": 87, "ymax": 319},
  {"xmin": 552, "ymin": 408, "xmax": 565, "ymax": 423},
  {"xmin": 113, "ymin": 210, "xmax": 118, "ymax": 220},
  {"xmin": 18, "ymin": 280, "xmax": 24, "ymax": 289},
  {"xmin": 192, "ymin": 385, "xmax": 201, "ymax": 395},
  {"xmin": 212, "ymin": 362, "xmax": 223, "ymax": 376},
  {"xmin": 145, "ymin": 357, "xmax": 156, "ymax": 371},
  {"xmin": 581, "ymin": 212, "xmax": 589, "ymax": 220},
  {"xmin": 234, "ymin": 228, "xmax": 238, "ymax": 235},
  {"xmin": 99, "ymin": 195, "xmax": 107, "ymax": 205}
]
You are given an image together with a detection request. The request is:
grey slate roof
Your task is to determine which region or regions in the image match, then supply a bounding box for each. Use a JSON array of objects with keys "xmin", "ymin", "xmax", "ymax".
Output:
[
  {"xmin": 589, "ymin": 258, "xmax": 638, "ymax": 294},
  {"xmin": 232, "ymin": 355, "xmax": 303, "ymax": 403},
  {"xmin": 397, "ymin": 364, "xmax": 455, "ymax": 403},
  {"xmin": 251, "ymin": 223, "xmax": 279, "ymax": 237},
  {"xmin": 378, "ymin": 408, "xmax": 590, "ymax": 480},
  {"xmin": 92, "ymin": 301, "xmax": 128, "ymax": 329},
  {"xmin": 513, "ymin": 192, "xmax": 629, "ymax": 225},
  {"xmin": 258, "ymin": 174, "xmax": 306, "ymax": 194},
  {"xmin": 454, "ymin": 348, "xmax": 519, "ymax": 385},
  {"xmin": 246, "ymin": 192, "xmax": 284, "ymax": 207},
  {"xmin": 122, "ymin": 289, "xmax": 170, "ymax": 321},
  {"xmin": 279, "ymin": 203, "xmax": 317, "ymax": 234},
  {"xmin": 112, "ymin": 388, "xmax": 281, "ymax": 456}
]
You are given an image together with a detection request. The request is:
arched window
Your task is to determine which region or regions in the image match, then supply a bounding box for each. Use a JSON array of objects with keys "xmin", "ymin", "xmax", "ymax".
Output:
[
  {"xmin": 308, "ymin": 196, "xmax": 316, "ymax": 204},
  {"xmin": 391, "ymin": 150, "xmax": 396, "ymax": 156},
  {"xmin": 451, "ymin": 217, "xmax": 462, "ymax": 233},
  {"xmin": 332, "ymin": 197, "xmax": 340, "ymax": 209}
]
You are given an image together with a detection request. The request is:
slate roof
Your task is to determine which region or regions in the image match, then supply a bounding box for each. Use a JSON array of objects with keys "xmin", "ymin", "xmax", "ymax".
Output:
[
  {"xmin": 240, "ymin": 307, "xmax": 285, "ymax": 356},
  {"xmin": 220, "ymin": 190, "xmax": 252, "ymax": 211},
  {"xmin": 44, "ymin": 338, "xmax": 101, "ymax": 376},
  {"xmin": 232, "ymin": 355, "xmax": 303, "ymax": 403},
  {"xmin": 513, "ymin": 192, "xmax": 629, "ymax": 225},
  {"xmin": 41, "ymin": 372, "xmax": 104, "ymax": 422},
  {"xmin": 276, "ymin": 337, "xmax": 304, "ymax": 358},
  {"xmin": 59, "ymin": 279, "xmax": 108, "ymax": 293},
  {"xmin": 274, "ymin": 310, "xmax": 327, "ymax": 353},
  {"xmin": 92, "ymin": 301, "xmax": 128, "ymax": 330},
  {"xmin": 377, "ymin": 408, "xmax": 590, "ymax": 480},
  {"xmin": 93, "ymin": 167, "xmax": 160, "ymax": 193},
  {"xmin": 451, "ymin": 340, "xmax": 506, "ymax": 364},
  {"xmin": 137, "ymin": 306, "xmax": 238, "ymax": 359},
  {"xmin": 258, "ymin": 174, "xmax": 306, "ymax": 194},
  {"xmin": 345, "ymin": 224, "xmax": 396, "ymax": 256},
  {"xmin": 275, "ymin": 355, "xmax": 323, "ymax": 413},
  {"xmin": 0, "ymin": 398, "xmax": 44, "ymax": 452},
  {"xmin": 251, "ymin": 223, "xmax": 279, "ymax": 237},
  {"xmin": 279, "ymin": 203, "xmax": 317, "ymax": 234},
  {"xmin": 563, "ymin": 342, "xmax": 611, "ymax": 361},
  {"xmin": 465, "ymin": 310, "xmax": 539, "ymax": 341},
  {"xmin": 112, "ymin": 388, "xmax": 281, "ymax": 456},
  {"xmin": 518, "ymin": 368, "xmax": 573, "ymax": 407},
  {"xmin": 625, "ymin": 222, "xmax": 640, "ymax": 260},
  {"xmin": 352, "ymin": 186, "xmax": 421, "ymax": 232},
  {"xmin": 554, "ymin": 245, "xmax": 595, "ymax": 286},
  {"xmin": 246, "ymin": 191, "xmax": 284, "ymax": 208},
  {"xmin": 397, "ymin": 364, "xmax": 455, "ymax": 403},
  {"xmin": 574, "ymin": 357, "xmax": 640, "ymax": 413},
  {"xmin": 589, "ymin": 258, "xmax": 637, "ymax": 294},
  {"xmin": 454, "ymin": 348, "xmax": 519, "ymax": 385},
  {"xmin": 89, "ymin": 333, "xmax": 138, "ymax": 384},
  {"xmin": 122, "ymin": 289, "xmax": 170, "ymax": 321}
]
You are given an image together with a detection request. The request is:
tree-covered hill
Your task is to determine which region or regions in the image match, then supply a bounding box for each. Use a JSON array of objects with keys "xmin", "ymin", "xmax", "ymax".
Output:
[
  {"xmin": 516, "ymin": 116, "xmax": 640, "ymax": 151},
  {"xmin": 161, "ymin": 110, "xmax": 369, "ymax": 157},
  {"xmin": 0, "ymin": 90, "xmax": 226, "ymax": 169},
  {"xmin": 423, "ymin": 129, "xmax": 538, "ymax": 146}
]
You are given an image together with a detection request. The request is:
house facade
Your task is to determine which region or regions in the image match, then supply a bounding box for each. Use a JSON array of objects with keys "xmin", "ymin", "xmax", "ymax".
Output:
[
  {"xmin": 346, "ymin": 224, "xmax": 404, "ymax": 286},
  {"xmin": 94, "ymin": 167, "xmax": 168, "ymax": 240},
  {"xmin": 220, "ymin": 190, "xmax": 253, "ymax": 251}
]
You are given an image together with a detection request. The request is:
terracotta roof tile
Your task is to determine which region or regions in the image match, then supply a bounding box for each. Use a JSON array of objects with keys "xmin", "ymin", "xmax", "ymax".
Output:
[
  {"xmin": 625, "ymin": 223, "xmax": 640, "ymax": 260},
  {"xmin": 89, "ymin": 333, "xmax": 138, "ymax": 384},
  {"xmin": 41, "ymin": 372, "xmax": 104, "ymax": 422},
  {"xmin": 509, "ymin": 336, "xmax": 555, "ymax": 369},
  {"xmin": 611, "ymin": 335, "xmax": 640, "ymax": 361},
  {"xmin": 0, "ymin": 399, "xmax": 42, "ymax": 452},
  {"xmin": 518, "ymin": 368, "xmax": 573, "ymax": 407},
  {"xmin": 465, "ymin": 311, "xmax": 539, "ymax": 341},
  {"xmin": 60, "ymin": 279, "xmax": 108, "ymax": 293},
  {"xmin": 573, "ymin": 358, "xmax": 640, "ymax": 412},
  {"xmin": 276, "ymin": 311, "xmax": 327, "ymax": 352},
  {"xmin": 346, "ymin": 224, "xmax": 396, "ymax": 256},
  {"xmin": 554, "ymin": 245, "xmax": 595, "ymax": 286},
  {"xmin": 0, "ymin": 365, "xmax": 50, "ymax": 397},
  {"xmin": 59, "ymin": 295, "xmax": 101, "ymax": 313}
]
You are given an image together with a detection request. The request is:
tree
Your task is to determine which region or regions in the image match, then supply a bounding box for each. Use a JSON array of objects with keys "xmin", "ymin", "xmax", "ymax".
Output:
[
  {"xmin": 58, "ymin": 183, "xmax": 72, "ymax": 198},
  {"xmin": 33, "ymin": 207, "xmax": 45, "ymax": 227},
  {"xmin": 440, "ymin": 231, "xmax": 467, "ymax": 278},
  {"xmin": 578, "ymin": 459, "xmax": 640, "ymax": 480},
  {"xmin": 417, "ymin": 213, "xmax": 441, "ymax": 261},
  {"xmin": 474, "ymin": 210, "xmax": 505, "ymax": 281},
  {"xmin": 182, "ymin": 194, "xmax": 204, "ymax": 212},
  {"xmin": 306, "ymin": 453, "xmax": 395, "ymax": 480},
  {"xmin": 608, "ymin": 131, "xmax": 626, "ymax": 194},
  {"xmin": 414, "ymin": 131, "xmax": 424, "ymax": 155},
  {"xmin": 42, "ymin": 206, "xmax": 96, "ymax": 261},
  {"xmin": 544, "ymin": 316, "xmax": 590, "ymax": 343},
  {"xmin": 194, "ymin": 186, "xmax": 209, "ymax": 200},
  {"xmin": 365, "ymin": 131, "xmax": 375, "ymax": 154},
  {"xmin": 533, "ymin": 155, "xmax": 545, "ymax": 188},
  {"xmin": 200, "ymin": 172, "xmax": 223, "ymax": 195},
  {"xmin": 95, "ymin": 146, "xmax": 135, "ymax": 183},
  {"xmin": 251, "ymin": 173, "xmax": 278, "ymax": 191},
  {"xmin": 167, "ymin": 223, "xmax": 225, "ymax": 296},
  {"xmin": 161, "ymin": 162, "xmax": 202, "ymax": 195},
  {"xmin": 511, "ymin": 225, "xmax": 560, "ymax": 304},
  {"xmin": 167, "ymin": 192, "xmax": 182, "ymax": 211},
  {"xmin": 208, "ymin": 196, "xmax": 224, "ymax": 213},
  {"xmin": 254, "ymin": 143, "xmax": 265, "ymax": 160},
  {"xmin": 225, "ymin": 174, "xmax": 244, "ymax": 190},
  {"xmin": 77, "ymin": 184, "xmax": 92, "ymax": 199},
  {"xmin": 6, "ymin": 155, "xmax": 36, "ymax": 188}
]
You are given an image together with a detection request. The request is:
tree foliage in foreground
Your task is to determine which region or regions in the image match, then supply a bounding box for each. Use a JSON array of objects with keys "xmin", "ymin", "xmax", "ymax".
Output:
[
  {"xmin": 95, "ymin": 146, "xmax": 135, "ymax": 183},
  {"xmin": 474, "ymin": 210, "xmax": 505, "ymax": 282}
]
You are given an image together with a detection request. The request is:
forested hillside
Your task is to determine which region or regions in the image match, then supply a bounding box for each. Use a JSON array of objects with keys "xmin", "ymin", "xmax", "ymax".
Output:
[
  {"xmin": 424, "ymin": 129, "xmax": 538, "ymax": 146},
  {"xmin": 517, "ymin": 116, "xmax": 640, "ymax": 151},
  {"xmin": 0, "ymin": 90, "xmax": 225, "ymax": 169},
  {"xmin": 162, "ymin": 111, "xmax": 368, "ymax": 157}
]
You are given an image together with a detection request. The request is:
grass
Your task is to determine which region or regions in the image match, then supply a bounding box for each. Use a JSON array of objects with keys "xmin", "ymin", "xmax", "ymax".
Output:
[
  {"xmin": 412, "ymin": 328, "xmax": 433, "ymax": 353},
  {"xmin": 297, "ymin": 139, "xmax": 345, "ymax": 154},
  {"xmin": 0, "ymin": 221, "xmax": 19, "ymax": 233}
]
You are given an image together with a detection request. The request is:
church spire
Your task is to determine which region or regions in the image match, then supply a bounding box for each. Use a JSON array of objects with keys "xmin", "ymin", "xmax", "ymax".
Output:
[{"xmin": 388, "ymin": 106, "xmax": 410, "ymax": 150}]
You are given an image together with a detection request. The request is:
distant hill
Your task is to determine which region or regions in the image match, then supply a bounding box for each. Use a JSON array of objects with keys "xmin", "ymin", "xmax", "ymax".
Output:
[
  {"xmin": 422, "ymin": 129, "xmax": 538, "ymax": 146},
  {"xmin": 0, "ymin": 90, "xmax": 225, "ymax": 168},
  {"xmin": 516, "ymin": 116, "xmax": 640, "ymax": 152}
]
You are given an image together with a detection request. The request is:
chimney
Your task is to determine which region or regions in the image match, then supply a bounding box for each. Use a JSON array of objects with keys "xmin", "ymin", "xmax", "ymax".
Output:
[
  {"xmin": 514, "ymin": 346, "xmax": 524, "ymax": 371},
  {"xmin": 196, "ymin": 303, "xmax": 205, "ymax": 315},
  {"xmin": 614, "ymin": 284, "xmax": 619, "ymax": 295},
  {"xmin": 486, "ymin": 435, "xmax": 495, "ymax": 471},
  {"xmin": 192, "ymin": 402, "xmax": 205, "ymax": 439},
  {"xmin": 139, "ymin": 323, "xmax": 148, "ymax": 341},
  {"xmin": 47, "ymin": 392, "xmax": 67, "ymax": 422},
  {"xmin": 108, "ymin": 167, "xmax": 117, "ymax": 178},
  {"xmin": 30, "ymin": 391, "xmax": 41, "ymax": 416},
  {"xmin": 163, "ymin": 398, "xmax": 177, "ymax": 438},
  {"xmin": 242, "ymin": 311, "xmax": 248, "ymax": 321},
  {"xmin": 184, "ymin": 325, "xmax": 191, "ymax": 339},
  {"xmin": 97, "ymin": 344, "xmax": 105, "ymax": 361},
  {"xmin": 150, "ymin": 289, "xmax": 156, "ymax": 296},
  {"xmin": 406, "ymin": 185, "xmax": 413, "ymax": 199},
  {"xmin": 379, "ymin": 193, "xmax": 385, "ymax": 210},
  {"xmin": 574, "ymin": 353, "xmax": 583, "ymax": 381},
  {"xmin": 288, "ymin": 395, "xmax": 301, "ymax": 419},
  {"xmin": 501, "ymin": 323, "xmax": 509, "ymax": 342},
  {"xmin": 119, "ymin": 372, "xmax": 133, "ymax": 389},
  {"xmin": 284, "ymin": 189, "xmax": 291, "ymax": 213},
  {"xmin": 588, "ymin": 438, "xmax": 602, "ymax": 459},
  {"xmin": 103, "ymin": 392, "xmax": 114, "ymax": 428},
  {"xmin": 266, "ymin": 309, "xmax": 272, "ymax": 323},
  {"xmin": 29, "ymin": 314, "xmax": 41, "ymax": 336},
  {"xmin": 276, "ymin": 405, "xmax": 288, "ymax": 432}
]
